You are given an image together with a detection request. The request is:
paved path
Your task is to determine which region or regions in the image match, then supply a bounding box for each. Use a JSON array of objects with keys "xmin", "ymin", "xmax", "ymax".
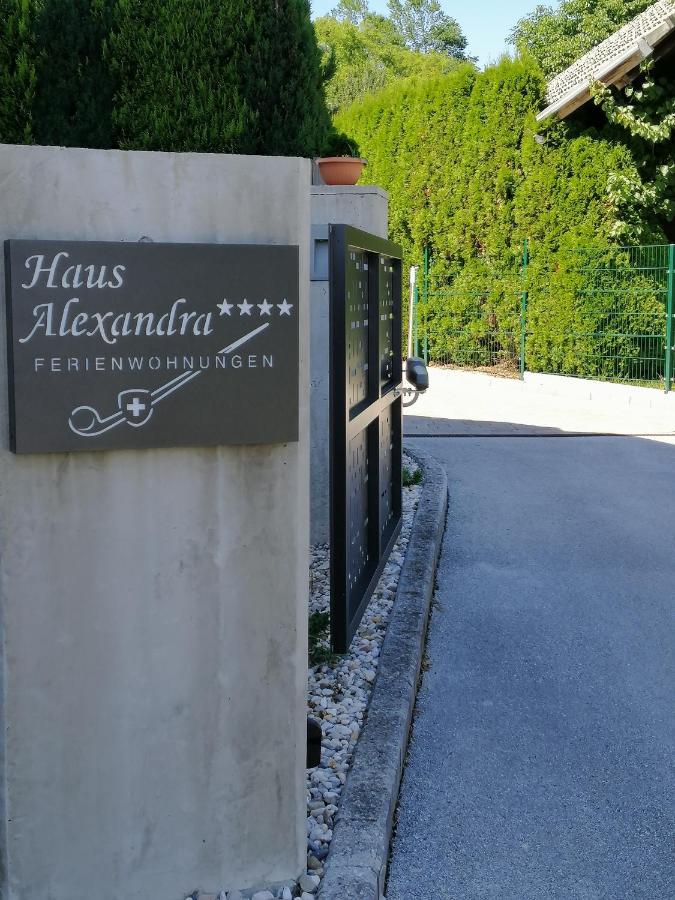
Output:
[
  {"xmin": 387, "ymin": 429, "xmax": 675, "ymax": 899},
  {"xmin": 404, "ymin": 368, "xmax": 675, "ymax": 438}
]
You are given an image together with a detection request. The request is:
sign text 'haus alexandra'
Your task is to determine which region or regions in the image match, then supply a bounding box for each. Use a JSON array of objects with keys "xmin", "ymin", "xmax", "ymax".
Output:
[{"xmin": 4, "ymin": 240, "xmax": 300, "ymax": 454}]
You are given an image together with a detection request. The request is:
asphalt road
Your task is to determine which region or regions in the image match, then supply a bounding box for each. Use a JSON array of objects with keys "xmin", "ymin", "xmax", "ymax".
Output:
[{"xmin": 387, "ymin": 434, "xmax": 675, "ymax": 900}]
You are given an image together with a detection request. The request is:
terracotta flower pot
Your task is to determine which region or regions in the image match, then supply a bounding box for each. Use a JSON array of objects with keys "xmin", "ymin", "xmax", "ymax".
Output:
[{"xmin": 317, "ymin": 156, "xmax": 367, "ymax": 186}]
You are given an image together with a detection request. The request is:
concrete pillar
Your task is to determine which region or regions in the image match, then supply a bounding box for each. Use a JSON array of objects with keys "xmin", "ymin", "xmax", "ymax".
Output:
[
  {"xmin": 309, "ymin": 186, "xmax": 389, "ymax": 545},
  {"xmin": 0, "ymin": 144, "xmax": 310, "ymax": 900}
]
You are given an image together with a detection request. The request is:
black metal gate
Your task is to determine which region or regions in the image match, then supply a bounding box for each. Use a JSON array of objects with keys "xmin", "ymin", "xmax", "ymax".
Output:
[{"xmin": 329, "ymin": 225, "xmax": 403, "ymax": 653}]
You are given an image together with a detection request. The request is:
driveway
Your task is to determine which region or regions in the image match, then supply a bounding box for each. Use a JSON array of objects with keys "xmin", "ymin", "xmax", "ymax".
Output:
[{"xmin": 387, "ymin": 372, "xmax": 675, "ymax": 899}]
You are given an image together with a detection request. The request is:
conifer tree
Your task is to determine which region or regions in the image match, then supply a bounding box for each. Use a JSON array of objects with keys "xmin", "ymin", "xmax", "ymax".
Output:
[
  {"xmin": 32, "ymin": 0, "xmax": 116, "ymax": 148},
  {"xmin": 0, "ymin": 0, "xmax": 36, "ymax": 144},
  {"xmin": 242, "ymin": 0, "xmax": 332, "ymax": 156},
  {"xmin": 110, "ymin": 0, "xmax": 248, "ymax": 152},
  {"xmin": 110, "ymin": 0, "xmax": 330, "ymax": 156}
]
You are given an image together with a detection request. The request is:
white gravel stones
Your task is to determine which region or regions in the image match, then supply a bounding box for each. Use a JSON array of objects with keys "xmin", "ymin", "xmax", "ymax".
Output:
[
  {"xmin": 298, "ymin": 873, "xmax": 320, "ymax": 893},
  {"xmin": 305, "ymin": 453, "xmax": 422, "ymax": 890}
]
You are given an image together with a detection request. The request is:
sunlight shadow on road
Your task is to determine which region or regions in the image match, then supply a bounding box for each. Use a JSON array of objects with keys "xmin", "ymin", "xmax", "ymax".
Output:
[{"xmin": 404, "ymin": 414, "xmax": 675, "ymax": 443}]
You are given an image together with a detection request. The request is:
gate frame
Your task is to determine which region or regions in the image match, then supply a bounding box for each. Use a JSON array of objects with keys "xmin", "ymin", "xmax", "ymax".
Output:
[{"xmin": 329, "ymin": 224, "xmax": 403, "ymax": 653}]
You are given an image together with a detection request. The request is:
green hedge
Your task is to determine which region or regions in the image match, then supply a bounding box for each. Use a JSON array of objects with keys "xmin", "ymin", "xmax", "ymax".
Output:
[{"xmin": 334, "ymin": 57, "xmax": 660, "ymax": 375}]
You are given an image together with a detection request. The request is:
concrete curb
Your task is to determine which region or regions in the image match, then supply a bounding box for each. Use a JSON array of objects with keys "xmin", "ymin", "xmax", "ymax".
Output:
[{"xmin": 317, "ymin": 446, "xmax": 448, "ymax": 900}]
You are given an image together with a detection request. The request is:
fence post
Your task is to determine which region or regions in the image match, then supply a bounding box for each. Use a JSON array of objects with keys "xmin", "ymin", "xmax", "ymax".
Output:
[
  {"xmin": 520, "ymin": 238, "xmax": 529, "ymax": 380},
  {"xmin": 666, "ymin": 244, "xmax": 675, "ymax": 394},
  {"xmin": 408, "ymin": 266, "xmax": 417, "ymax": 359},
  {"xmin": 423, "ymin": 245, "xmax": 429, "ymax": 364},
  {"xmin": 413, "ymin": 284, "xmax": 420, "ymax": 357}
]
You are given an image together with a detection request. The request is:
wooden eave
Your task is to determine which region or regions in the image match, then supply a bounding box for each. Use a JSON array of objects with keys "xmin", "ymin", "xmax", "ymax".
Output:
[{"xmin": 537, "ymin": 17, "xmax": 675, "ymax": 122}]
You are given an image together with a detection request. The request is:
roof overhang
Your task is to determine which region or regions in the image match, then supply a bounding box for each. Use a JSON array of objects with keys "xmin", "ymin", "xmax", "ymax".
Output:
[{"xmin": 537, "ymin": 12, "xmax": 675, "ymax": 122}]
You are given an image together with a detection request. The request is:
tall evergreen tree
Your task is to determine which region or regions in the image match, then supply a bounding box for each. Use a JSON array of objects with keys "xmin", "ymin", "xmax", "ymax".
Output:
[
  {"xmin": 32, "ymin": 0, "xmax": 115, "ymax": 148},
  {"xmin": 110, "ymin": 0, "xmax": 330, "ymax": 156},
  {"xmin": 0, "ymin": 0, "xmax": 37, "ymax": 144},
  {"xmin": 109, "ymin": 0, "xmax": 250, "ymax": 152},
  {"xmin": 243, "ymin": 0, "xmax": 332, "ymax": 156}
]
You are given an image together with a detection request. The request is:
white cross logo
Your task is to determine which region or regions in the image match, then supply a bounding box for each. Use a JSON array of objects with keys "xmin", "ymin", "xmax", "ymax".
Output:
[{"xmin": 126, "ymin": 397, "xmax": 146, "ymax": 417}]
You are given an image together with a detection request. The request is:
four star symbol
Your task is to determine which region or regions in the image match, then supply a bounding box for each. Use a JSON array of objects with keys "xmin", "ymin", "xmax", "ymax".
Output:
[{"xmin": 215, "ymin": 298, "xmax": 294, "ymax": 317}]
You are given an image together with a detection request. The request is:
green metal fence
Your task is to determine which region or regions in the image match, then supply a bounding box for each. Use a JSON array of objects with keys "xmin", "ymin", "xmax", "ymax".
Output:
[{"xmin": 414, "ymin": 242, "xmax": 675, "ymax": 392}]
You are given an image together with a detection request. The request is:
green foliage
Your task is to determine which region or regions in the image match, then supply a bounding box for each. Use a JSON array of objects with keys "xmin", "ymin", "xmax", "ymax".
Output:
[
  {"xmin": 330, "ymin": 0, "xmax": 369, "ymax": 23},
  {"xmin": 387, "ymin": 0, "xmax": 469, "ymax": 57},
  {"xmin": 0, "ymin": 0, "xmax": 36, "ymax": 144},
  {"xmin": 322, "ymin": 126, "xmax": 360, "ymax": 157},
  {"xmin": 402, "ymin": 466, "xmax": 422, "ymax": 486},
  {"xmin": 316, "ymin": 12, "xmax": 463, "ymax": 113},
  {"xmin": 335, "ymin": 1, "xmax": 675, "ymax": 381},
  {"xmin": 111, "ymin": 0, "xmax": 330, "ymax": 155},
  {"xmin": 33, "ymin": 0, "xmax": 115, "ymax": 148},
  {"xmin": 512, "ymin": 0, "xmax": 675, "ymax": 244},
  {"xmin": 0, "ymin": 0, "xmax": 114, "ymax": 147},
  {"xmin": 336, "ymin": 59, "xmax": 541, "ymax": 266},
  {"xmin": 509, "ymin": 0, "xmax": 657, "ymax": 77},
  {"xmin": 108, "ymin": 0, "xmax": 246, "ymax": 152},
  {"xmin": 335, "ymin": 57, "xmax": 652, "ymax": 373},
  {"xmin": 1, "ymin": 0, "xmax": 329, "ymax": 156},
  {"xmin": 308, "ymin": 611, "xmax": 335, "ymax": 667},
  {"xmin": 591, "ymin": 55, "xmax": 675, "ymax": 242},
  {"xmin": 524, "ymin": 244, "xmax": 668, "ymax": 381},
  {"xmin": 243, "ymin": 0, "xmax": 332, "ymax": 156}
]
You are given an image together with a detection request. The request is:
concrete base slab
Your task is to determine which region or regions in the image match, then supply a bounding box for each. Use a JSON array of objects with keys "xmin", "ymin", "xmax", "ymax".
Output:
[{"xmin": 405, "ymin": 367, "xmax": 675, "ymax": 438}]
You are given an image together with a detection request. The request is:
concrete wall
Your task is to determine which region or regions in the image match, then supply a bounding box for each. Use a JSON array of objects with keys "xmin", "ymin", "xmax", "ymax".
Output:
[
  {"xmin": 0, "ymin": 145, "xmax": 310, "ymax": 900},
  {"xmin": 310, "ymin": 186, "xmax": 388, "ymax": 241},
  {"xmin": 523, "ymin": 371, "xmax": 675, "ymax": 412},
  {"xmin": 309, "ymin": 186, "xmax": 388, "ymax": 545}
]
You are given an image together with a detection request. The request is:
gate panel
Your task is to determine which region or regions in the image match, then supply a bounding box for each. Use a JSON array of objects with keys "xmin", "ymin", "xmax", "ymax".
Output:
[
  {"xmin": 346, "ymin": 247, "xmax": 370, "ymax": 410},
  {"xmin": 330, "ymin": 225, "xmax": 403, "ymax": 653}
]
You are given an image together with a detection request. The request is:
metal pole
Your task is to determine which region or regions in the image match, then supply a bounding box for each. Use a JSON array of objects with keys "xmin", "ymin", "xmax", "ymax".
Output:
[
  {"xmin": 423, "ymin": 247, "xmax": 430, "ymax": 365},
  {"xmin": 666, "ymin": 243, "xmax": 674, "ymax": 394},
  {"xmin": 413, "ymin": 285, "xmax": 420, "ymax": 357},
  {"xmin": 407, "ymin": 266, "xmax": 417, "ymax": 359},
  {"xmin": 520, "ymin": 238, "xmax": 529, "ymax": 380}
]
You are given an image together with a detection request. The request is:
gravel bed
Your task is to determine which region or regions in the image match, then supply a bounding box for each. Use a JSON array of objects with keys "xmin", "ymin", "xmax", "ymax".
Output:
[{"xmin": 304, "ymin": 453, "xmax": 422, "ymax": 893}]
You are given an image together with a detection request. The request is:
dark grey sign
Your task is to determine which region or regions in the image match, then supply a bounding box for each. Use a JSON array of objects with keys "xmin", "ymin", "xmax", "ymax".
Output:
[{"xmin": 4, "ymin": 240, "xmax": 299, "ymax": 454}]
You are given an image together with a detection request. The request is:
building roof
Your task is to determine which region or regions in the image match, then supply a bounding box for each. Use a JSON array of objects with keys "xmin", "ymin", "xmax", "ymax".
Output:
[{"xmin": 537, "ymin": 0, "xmax": 675, "ymax": 122}]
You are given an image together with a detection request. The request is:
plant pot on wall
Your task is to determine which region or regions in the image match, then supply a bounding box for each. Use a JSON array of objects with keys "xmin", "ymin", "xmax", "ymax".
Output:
[{"xmin": 316, "ymin": 156, "xmax": 367, "ymax": 186}]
